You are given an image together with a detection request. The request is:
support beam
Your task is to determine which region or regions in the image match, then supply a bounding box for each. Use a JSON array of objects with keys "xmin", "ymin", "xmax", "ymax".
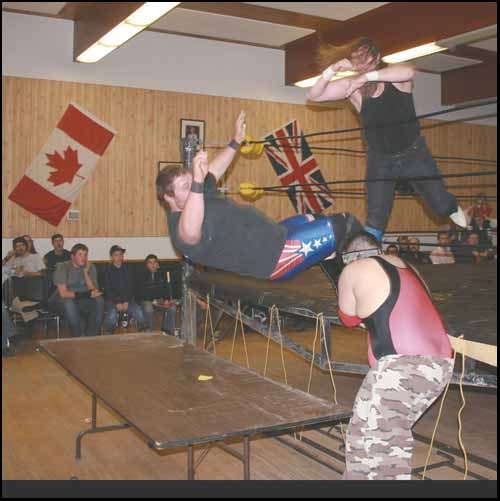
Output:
[
  {"xmin": 285, "ymin": 2, "xmax": 497, "ymax": 85},
  {"xmin": 442, "ymin": 59, "xmax": 497, "ymax": 105}
]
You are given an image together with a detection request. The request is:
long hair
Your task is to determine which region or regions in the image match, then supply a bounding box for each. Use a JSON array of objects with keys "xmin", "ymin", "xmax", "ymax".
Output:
[{"xmin": 317, "ymin": 37, "xmax": 384, "ymax": 98}]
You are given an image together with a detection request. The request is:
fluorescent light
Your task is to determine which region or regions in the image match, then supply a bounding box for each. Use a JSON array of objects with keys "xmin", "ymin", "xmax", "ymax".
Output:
[
  {"xmin": 127, "ymin": 2, "xmax": 180, "ymax": 26},
  {"xmin": 382, "ymin": 42, "xmax": 446, "ymax": 64},
  {"xmin": 77, "ymin": 44, "xmax": 116, "ymax": 64},
  {"xmin": 76, "ymin": 2, "xmax": 180, "ymax": 63},
  {"xmin": 99, "ymin": 23, "xmax": 144, "ymax": 47},
  {"xmin": 295, "ymin": 70, "xmax": 356, "ymax": 88}
]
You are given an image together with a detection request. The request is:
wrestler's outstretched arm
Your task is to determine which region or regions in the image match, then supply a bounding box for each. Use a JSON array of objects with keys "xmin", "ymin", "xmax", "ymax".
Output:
[
  {"xmin": 178, "ymin": 151, "xmax": 209, "ymax": 246},
  {"xmin": 307, "ymin": 59, "xmax": 415, "ymax": 103},
  {"xmin": 208, "ymin": 110, "xmax": 247, "ymax": 182}
]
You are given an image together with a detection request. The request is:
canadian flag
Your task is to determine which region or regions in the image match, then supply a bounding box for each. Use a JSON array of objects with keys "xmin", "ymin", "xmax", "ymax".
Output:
[{"xmin": 8, "ymin": 102, "xmax": 116, "ymax": 226}]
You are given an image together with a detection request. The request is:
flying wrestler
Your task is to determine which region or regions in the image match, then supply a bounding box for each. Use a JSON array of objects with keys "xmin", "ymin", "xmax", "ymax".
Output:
[
  {"xmin": 306, "ymin": 37, "xmax": 467, "ymax": 241},
  {"xmin": 337, "ymin": 230, "xmax": 453, "ymax": 480},
  {"xmin": 156, "ymin": 111, "xmax": 362, "ymax": 281}
]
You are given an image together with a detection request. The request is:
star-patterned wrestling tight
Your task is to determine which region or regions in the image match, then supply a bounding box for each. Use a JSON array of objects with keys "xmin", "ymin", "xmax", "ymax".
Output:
[{"xmin": 269, "ymin": 215, "xmax": 336, "ymax": 280}]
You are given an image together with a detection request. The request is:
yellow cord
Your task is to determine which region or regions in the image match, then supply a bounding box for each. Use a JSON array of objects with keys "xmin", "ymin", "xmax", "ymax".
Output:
[
  {"xmin": 202, "ymin": 294, "xmax": 217, "ymax": 356},
  {"xmin": 263, "ymin": 306, "xmax": 274, "ymax": 377},
  {"xmin": 230, "ymin": 301, "xmax": 250, "ymax": 368},
  {"xmin": 457, "ymin": 347, "xmax": 469, "ymax": 480},
  {"xmin": 422, "ymin": 340, "xmax": 468, "ymax": 480},
  {"xmin": 318, "ymin": 313, "xmax": 346, "ymax": 443},
  {"xmin": 263, "ymin": 305, "xmax": 288, "ymax": 384},
  {"xmin": 298, "ymin": 314, "xmax": 321, "ymax": 441}
]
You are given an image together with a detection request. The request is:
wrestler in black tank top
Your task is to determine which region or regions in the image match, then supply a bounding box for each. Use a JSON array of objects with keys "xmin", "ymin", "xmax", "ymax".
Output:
[{"xmin": 360, "ymin": 83, "xmax": 421, "ymax": 154}]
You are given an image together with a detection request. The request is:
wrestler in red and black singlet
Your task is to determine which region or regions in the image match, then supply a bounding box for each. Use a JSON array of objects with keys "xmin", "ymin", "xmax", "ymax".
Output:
[{"xmin": 339, "ymin": 256, "xmax": 452, "ymax": 368}]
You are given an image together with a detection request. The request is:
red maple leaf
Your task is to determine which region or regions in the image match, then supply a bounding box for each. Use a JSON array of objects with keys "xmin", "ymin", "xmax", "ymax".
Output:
[{"xmin": 46, "ymin": 146, "xmax": 84, "ymax": 186}]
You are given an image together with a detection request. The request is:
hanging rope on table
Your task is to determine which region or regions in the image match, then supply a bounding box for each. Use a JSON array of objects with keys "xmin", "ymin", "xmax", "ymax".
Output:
[
  {"xmin": 202, "ymin": 294, "xmax": 217, "ymax": 356},
  {"xmin": 263, "ymin": 305, "xmax": 288, "ymax": 385},
  {"xmin": 229, "ymin": 300, "xmax": 251, "ymax": 369}
]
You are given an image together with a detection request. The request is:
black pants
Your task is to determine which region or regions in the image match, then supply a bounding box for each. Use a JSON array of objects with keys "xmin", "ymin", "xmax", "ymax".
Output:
[{"xmin": 366, "ymin": 136, "xmax": 458, "ymax": 232}]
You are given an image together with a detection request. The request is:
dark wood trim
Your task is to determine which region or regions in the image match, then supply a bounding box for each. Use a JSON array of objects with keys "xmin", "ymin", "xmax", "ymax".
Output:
[
  {"xmin": 177, "ymin": 2, "xmax": 341, "ymax": 32},
  {"xmin": 441, "ymin": 59, "xmax": 497, "ymax": 105},
  {"xmin": 285, "ymin": 2, "xmax": 498, "ymax": 85}
]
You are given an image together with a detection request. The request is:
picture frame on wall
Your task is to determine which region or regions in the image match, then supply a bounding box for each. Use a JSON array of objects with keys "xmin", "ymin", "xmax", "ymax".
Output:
[{"xmin": 180, "ymin": 118, "xmax": 205, "ymax": 169}]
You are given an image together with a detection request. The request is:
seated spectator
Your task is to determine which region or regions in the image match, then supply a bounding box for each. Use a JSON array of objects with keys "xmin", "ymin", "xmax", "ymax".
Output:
[
  {"xmin": 403, "ymin": 237, "xmax": 431, "ymax": 265},
  {"xmin": 2, "ymin": 237, "xmax": 45, "ymax": 277},
  {"xmin": 396, "ymin": 235, "xmax": 410, "ymax": 259},
  {"xmin": 466, "ymin": 193, "xmax": 493, "ymax": 223},
  {"xmin": 136, "ymin": 254, "xmax": 177, "ymax": 335},
  {"xmin": 48, "ymin": 243, "xmax": 104, "ymax": 337},
  {"xmin": 452, "ymin": 232, "xmax": 490, "ymax": 264},
  {"xmin": 102, "ymin": 245, "xmax": 146, "ymax": 334},
  {"xmin": 22, "ymin": 234, "xmax": 39, "ymax": 255},
  {"xmin": 385, "ymin": 244, "xmax": 399, "ymax": 256},
  {"xmin": 469, "ymin": 214, "xmax": 494, "ymax": 248},
  {"xmin": 430, "ymin": 231, "xmax": 455, "ymax": 265},
  {"xmin": 44, "ymin": 234, "xmax": 72, "ymax": 271}
]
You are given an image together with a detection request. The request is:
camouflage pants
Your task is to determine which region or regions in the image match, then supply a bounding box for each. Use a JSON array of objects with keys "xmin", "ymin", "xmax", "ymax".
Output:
[{"xmin": 343, "ymin": 355, "xmax": 454, "ymax": 480}]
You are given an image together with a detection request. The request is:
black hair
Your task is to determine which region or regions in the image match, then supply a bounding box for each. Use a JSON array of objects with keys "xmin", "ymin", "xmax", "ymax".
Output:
[
  {"xmin": 51, "ymin": 233, "xmax": 64, "ymax": 243},
  {"xmin": 343, "ymin": 231, "xmax": 382, "ymax": 254},
  {"xmin": 71, "ymin": 243, "xmax": 88, "ymax": 255},
  {"xmin": 12, "ymin": 237, "xmax": 28, "ymax": 249}
]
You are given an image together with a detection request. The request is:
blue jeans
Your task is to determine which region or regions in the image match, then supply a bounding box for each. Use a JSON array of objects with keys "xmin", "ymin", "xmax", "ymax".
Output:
[
  {"xmin": 2, "ymin": 301, "xmax": 15, "ymax": 348},
  {"xmin": 366, "ymin": 136, "xmax": 458, "ymax": 232},
  {"xmin": 103, "ymin": 301, "xmax": 146, "ymax": 333},
  {"xmin": 49, "ymin": 294, "xmax": 104, "ymax": 337},
  {"xmin": 141, "ymin": 301, "xmax": 177, "ymax": 333}
]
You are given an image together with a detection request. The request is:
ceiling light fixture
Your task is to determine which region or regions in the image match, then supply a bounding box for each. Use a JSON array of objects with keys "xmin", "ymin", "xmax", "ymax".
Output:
[
  {"xmin": 382, "ymin": 42, "xmax": 447, "ymax": 64},
  {"xmin": 77, "ymin": 2, "xmax": 180, "ymax": 63}
]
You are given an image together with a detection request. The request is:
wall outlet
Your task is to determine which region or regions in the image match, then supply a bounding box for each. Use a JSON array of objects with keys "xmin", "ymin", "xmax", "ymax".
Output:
[{"xmin": 67, "ymin": 209, "xmax": 80, "ymax": 221}]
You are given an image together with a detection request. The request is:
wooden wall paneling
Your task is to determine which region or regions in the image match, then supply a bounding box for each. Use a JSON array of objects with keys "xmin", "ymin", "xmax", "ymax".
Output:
[{"xmin": 2, "ymin": 76, "xmax": 497, "ymax": 239}]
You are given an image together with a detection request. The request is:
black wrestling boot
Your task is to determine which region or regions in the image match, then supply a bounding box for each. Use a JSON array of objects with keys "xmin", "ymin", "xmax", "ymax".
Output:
[{"xmin": 314, "ymin": 212, "xmax": 364, "ymax": 253}]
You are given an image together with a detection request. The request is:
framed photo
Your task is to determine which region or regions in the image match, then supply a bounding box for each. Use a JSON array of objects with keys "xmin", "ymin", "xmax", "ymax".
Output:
[{"xmin": 180, "ymin": 119, "xmax": 205, "ymax": 168}]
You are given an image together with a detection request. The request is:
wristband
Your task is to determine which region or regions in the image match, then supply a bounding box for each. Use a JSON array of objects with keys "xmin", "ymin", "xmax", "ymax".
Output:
[
  {"xmin": 365, "ymin": 70, "xmax": 379, "ymax": 82},
  {"xmin": 190, "ymin": 180, "xmax": 205, "ymax": 193},
  {"xmin": 322, "ymin": 66, "xmax": 336, "ymax": 81},
  {"xmin": 228, "ymin": 139, "xmax": 241, "ymax": 151},
  {"xmin": 75, "ymin": 290, "xmax": 92, "ymax": 300}
]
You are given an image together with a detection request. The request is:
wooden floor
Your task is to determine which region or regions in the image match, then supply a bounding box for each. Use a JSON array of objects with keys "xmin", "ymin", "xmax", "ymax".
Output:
[{"xmin": 2, "ymin": 317, "xmax": 497, "ymax": 480}]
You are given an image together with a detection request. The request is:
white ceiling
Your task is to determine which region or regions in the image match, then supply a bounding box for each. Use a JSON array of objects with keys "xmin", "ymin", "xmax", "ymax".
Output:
[
  {"xmin": 245, "ymin": 2, "xmax": 389, "ymax": 21},
  {"xmin": 151, "ymin": 8, "xmax": 315, "ymax": 47}
]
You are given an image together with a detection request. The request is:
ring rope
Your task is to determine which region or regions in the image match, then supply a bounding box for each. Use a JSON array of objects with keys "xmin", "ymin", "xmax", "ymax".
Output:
[
  {"xmin": 260, "ymin": 170, "xmax": 497, "ymax": 193},
  {"xmin": 266, "ymin": 144, "xmax": 497, "ymax": 166},
  {"xmin": 246, "ymin": 99, "xmax": 497, "ymax": 145}
]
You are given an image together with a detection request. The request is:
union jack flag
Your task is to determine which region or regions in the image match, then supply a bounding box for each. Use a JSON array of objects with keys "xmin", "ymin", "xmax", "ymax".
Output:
[{"xmin": 263, "ymin": 120, "xmax": 334, "ymax": 214}]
